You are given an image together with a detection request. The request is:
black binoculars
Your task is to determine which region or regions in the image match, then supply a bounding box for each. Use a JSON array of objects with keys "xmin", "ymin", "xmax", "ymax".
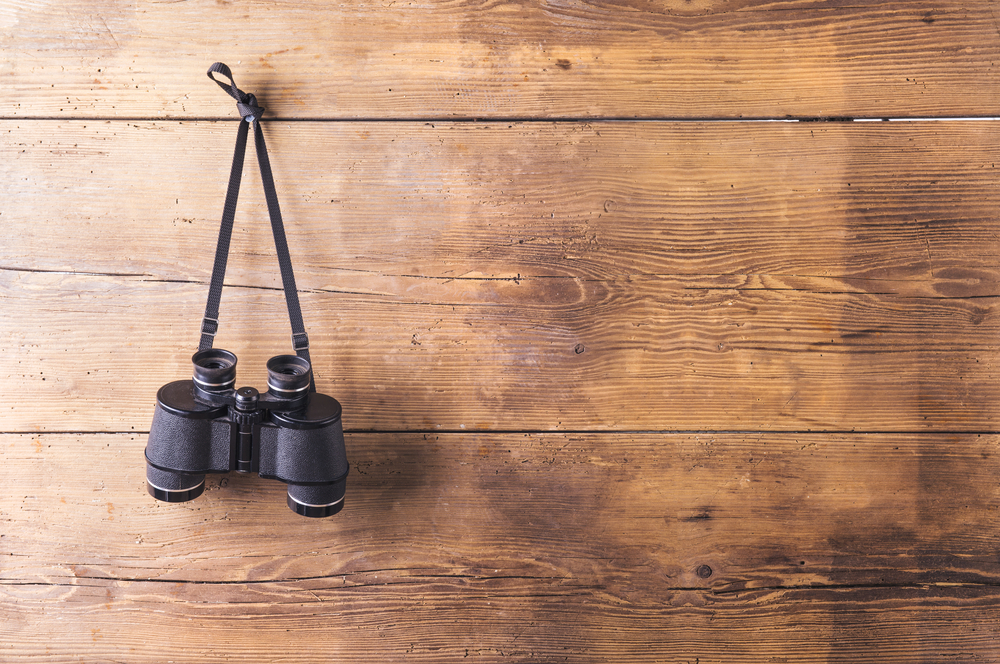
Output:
[{"xmin": 145, "ymin": 349, "xmax": 349, "ymax": 517}]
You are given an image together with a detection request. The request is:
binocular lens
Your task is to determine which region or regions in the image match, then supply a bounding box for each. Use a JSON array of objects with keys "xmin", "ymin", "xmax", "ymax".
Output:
[
  {"xmin": 287, "ymin": 481, "xmax": 346, "ymax": 518},
  {"xmin": 146, "ymin": 464, "xmax": 206, "ymax": 503},
  {"xmin": 267, "ymin": 355, "xmax": 312, "ymax": 395},
  {"xmin": 192, "ymin": 348, "xmax": 238, "ymax": 391}
]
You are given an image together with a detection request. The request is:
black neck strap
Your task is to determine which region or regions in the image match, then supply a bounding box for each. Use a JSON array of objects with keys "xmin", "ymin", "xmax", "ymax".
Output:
[{"xmin": 198, "ymin": 63, "xmax": 312, "ymax": 372}]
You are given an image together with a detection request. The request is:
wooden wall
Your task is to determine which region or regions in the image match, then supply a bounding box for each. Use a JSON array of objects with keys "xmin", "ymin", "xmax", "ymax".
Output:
[{"xmin": 2, "ymin": 1, "xmax": 999, "ymax": 661}]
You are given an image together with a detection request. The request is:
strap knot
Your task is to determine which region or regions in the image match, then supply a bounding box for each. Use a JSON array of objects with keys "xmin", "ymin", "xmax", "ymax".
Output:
[
  {"xmin": 237, "ymin": 93, "xmax": 264, "ymax": 122},
  {"xmin": 207, "ymin": 62, "xmax": 265, "ymax": 122}
]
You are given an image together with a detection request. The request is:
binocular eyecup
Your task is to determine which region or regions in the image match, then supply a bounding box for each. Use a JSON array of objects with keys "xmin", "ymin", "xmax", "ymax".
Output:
[
  {"xmin": 192, "ymin": 348, "xmax": 238, "ymax": 391},
  {"xmin": 145, "ymin": 349, "xmax": 348, "ymax": 517}
]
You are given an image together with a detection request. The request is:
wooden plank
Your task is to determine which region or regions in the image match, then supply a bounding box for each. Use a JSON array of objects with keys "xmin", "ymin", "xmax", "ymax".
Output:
[
  {"xmin": 3, "ymin": 121, "xmax": 998, "ymax": 284},
  {"xmin": 2, "ymin": 432, "xmax": 999, "ymax": 661},
  {"xmin": 2, "ymin": 582, "xmax": 998, "ymax": 662},
  {"xmin": 5, "ymin": 431, "xmax": 998, "ymax": 585},
  {"xmin": 3, "ymin": 270, "xmax": 999, "ymax": 432},
  {"xmin": 2, "ymin": 121, "xmax": 998, "ymax": 431},
  {"xmin": 3, "ymin": 1, "xmax": 999, "ymax": 119}
]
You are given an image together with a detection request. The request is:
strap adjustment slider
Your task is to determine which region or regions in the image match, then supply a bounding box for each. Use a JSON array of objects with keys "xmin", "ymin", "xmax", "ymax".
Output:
[{"xmin": 201, "ymin": 317, "xmax": 219, "ymax": 337}]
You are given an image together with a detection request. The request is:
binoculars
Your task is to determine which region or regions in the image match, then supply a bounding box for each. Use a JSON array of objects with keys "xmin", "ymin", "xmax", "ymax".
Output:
[{"xmin": 145, "ymin": 349, "xmax": 349, "ymax": 517}]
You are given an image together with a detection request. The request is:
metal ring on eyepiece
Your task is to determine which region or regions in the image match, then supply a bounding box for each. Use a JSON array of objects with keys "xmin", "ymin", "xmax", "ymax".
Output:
[
  {"xmin": 193, "ymin": 376, "xmax": 237, "ymax": 389},
  {"xmin": 266, "ymin": 380, "xmax": 311, "ymax": 394}
]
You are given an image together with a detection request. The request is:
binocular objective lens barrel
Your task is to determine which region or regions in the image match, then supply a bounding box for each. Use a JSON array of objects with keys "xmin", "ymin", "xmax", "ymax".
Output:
[
  {"xmin": 146, "ymin": 464, "xmax": 206, "ymax": 503},
  {"xmin": 192, "ymin": 348, "xmax": 238, "ymax": 392},
  {"xmin": 265, "ymin": 391, "xmax": 348, "ymax": 517},
  {"xmin": 286, "ymin": 481, "xmax": 346, "ymax": 518},
  {"xmin": 146, "ymin": 379, "xmax": 230, "ymax": 504}
]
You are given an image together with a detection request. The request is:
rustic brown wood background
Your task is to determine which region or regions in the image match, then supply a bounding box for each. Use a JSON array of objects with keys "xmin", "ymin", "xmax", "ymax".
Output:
[{"xmin": 3, "ymin": 1, "xmax": 999, "ymax": 661}]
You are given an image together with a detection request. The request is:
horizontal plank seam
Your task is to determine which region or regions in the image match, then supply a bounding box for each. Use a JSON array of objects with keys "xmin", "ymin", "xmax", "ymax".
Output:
[
  {"xmin": 3, "ymin": 430, "xmax": 999, "ymax": 436},
  {"xmin": 5, "ymin": 268, "xmax": 998, "ymax": 301},
  {"xmin": 712, "ymin": 581, "xmax": 1000, "ymax": 595},
  {"xmin": 5, "ymin": 265, "xmax": 996, "ymax": 285},
  {"xmin": 0, "ymin": 573, "xmax": 569, "ymax": 587},
  {"xmin": 347, "ymin": 428, "xmax": 1000, "ymax": 435},
  {"xmin": 3, "ymin": 116, "xmax": 1000, "ymax": 124},
  {"xmin": 2, "ymin": 577, "xmax": 997, "ymax": 594},
  {"xmin": 0, "ymin": 265, "xmax": 151, "ymax": 279},
  {"xmin": 6, "ymin": 265, "xmax": 998, "ymax": 285}
]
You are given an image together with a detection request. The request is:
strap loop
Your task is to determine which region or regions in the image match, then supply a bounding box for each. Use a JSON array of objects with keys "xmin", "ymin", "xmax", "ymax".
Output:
[{"xmin": 207, "ymin": 62, "xmax": 265, "ymax": 121}]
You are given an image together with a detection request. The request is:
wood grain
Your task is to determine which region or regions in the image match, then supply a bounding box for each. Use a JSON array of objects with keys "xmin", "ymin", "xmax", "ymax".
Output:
[
  {"xmin": 4, "ymin": 3, "xmax": 999, "ymax": 658},
  {"xmin": 3, "ymin": 121, "xmax": 998, "ymax": 283},
  {"xmin": 2, "ymin": 121, "xmax": 997, "ymax": 431},
  {"xmin": 2, "ymin": 432, "xmax": 999, "ymax": 662},
  {"xmin": 3, "ymin": 270, "xmax": 998, "ymax": 432},
  {"xmin": 3, "ymin": 582, "xmax": 998, "ymax": 662},
  {"xmin": 3, "ymin": 1, "xmax": 999, "ymax": 119}
]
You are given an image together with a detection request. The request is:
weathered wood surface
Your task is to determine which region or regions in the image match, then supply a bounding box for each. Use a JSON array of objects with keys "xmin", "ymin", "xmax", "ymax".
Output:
[
  {"xmin": 5, "ymin": 580, "xmax": 996, "ymax": 663},
  {"xmin": 4, "ymin": 121, "xmax": 1000, "ymax": 283},
  {"xmin": 2, "ymin": 121, "xmax": 998, "ymax": 431},
  {"xmin": 5, "ymin": 270, "xmax": 999, "ymax": 432},
  {"xmin": 3, "ymin": 1, "xmax": 1000, "ymax": 120},
  {"xmin": 2, "ymin": 432, "xmax": 999, "ymax": 662},
  {"xmin": 3, "ymin": 1, "xmax": 999, "ymax": 660}
]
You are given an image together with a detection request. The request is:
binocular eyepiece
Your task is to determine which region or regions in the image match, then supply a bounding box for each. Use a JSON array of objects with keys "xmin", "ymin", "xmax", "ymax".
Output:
[{"xmin": 145, "ymin": 350, "xmax": 349, "ymax": 517}]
